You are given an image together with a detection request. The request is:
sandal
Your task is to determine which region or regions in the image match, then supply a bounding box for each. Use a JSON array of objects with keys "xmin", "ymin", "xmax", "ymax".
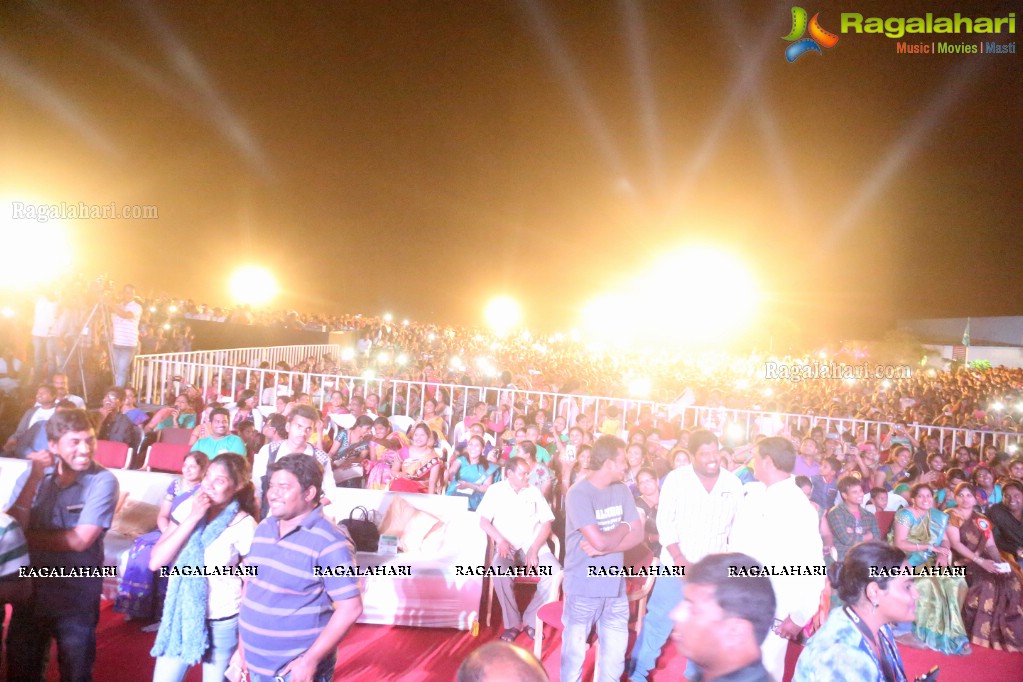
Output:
[
  {"xmin": 522, "ymin": 625, "xmax": 536, "ymax": 640},
  {"xmin": 499, "ymin": 627, "xmax": 521, "ymax": 642}
]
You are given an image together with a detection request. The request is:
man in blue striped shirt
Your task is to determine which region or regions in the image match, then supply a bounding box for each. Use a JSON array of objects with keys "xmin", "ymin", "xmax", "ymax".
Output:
[{"xmin": 232, "ymin": 454, "xmax": 362, "ymax": 682}]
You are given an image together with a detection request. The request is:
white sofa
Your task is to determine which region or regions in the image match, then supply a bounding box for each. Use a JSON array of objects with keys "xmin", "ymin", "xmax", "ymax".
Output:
[
  {"xmin": 323, "ymin": 488, "xmax": 487, "ymax": 631},
  {"xmin": 102, "ymin": 468, "xmax": 178, "ymax": 599}
]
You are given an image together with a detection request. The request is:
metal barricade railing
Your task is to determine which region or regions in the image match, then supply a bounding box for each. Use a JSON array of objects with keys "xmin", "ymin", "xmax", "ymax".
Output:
[{"xmin": 131, "ymin": 353, "xmax": 1023, "ymax": 453}]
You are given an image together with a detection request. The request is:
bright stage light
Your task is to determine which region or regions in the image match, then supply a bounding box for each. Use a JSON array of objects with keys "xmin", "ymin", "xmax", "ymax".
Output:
[
  {"xmin": 0, "ymin": 199, "xmax": 72, "ymax": 290},
  {"xmin": 378, "ymin": 352, "xmax": 390, "ymax": 364},
  {"xmin": 168, "ymin": 305, "xmax": 178, "ymax": 314},
  {"xmin": 396, "ymin": 353, "xmax": 408, "ymax": 366},
  {"xmin": 484, "ymin": 296, "xmax": 522, "ymax": 337},
  {"xmin": 403, "ymin": 319, "xmax": 409, "ymax": 326},
  {"xmin": 579, "ymin": 245, "xmax": 757, "ymax": 348},
  {"xmin": 228, "ymin": 266, "xmax": 278, "ymax": 306},
  {"xmin": 628, "ymin": 377, "xmax": 652, "ymax": 398},
  {"xmin": 341, "ymin": 348, "xmax": 355, "ymax": 361},
  {"xmin": 992, "ymin": 402, "xmax": 1005, "ymax": 412},
  {"xmin": 1, "ymin": 307, "xmax": 14, "ymax": 318},
  {"xmin": 383, "ymin": 313, "xmax": 393, "ymax": 323}
]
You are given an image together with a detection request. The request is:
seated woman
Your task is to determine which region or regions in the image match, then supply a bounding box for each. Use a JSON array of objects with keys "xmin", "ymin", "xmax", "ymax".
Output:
[
  {"xmin": 793, "ymin": 541, "xmax": 916, "ymax": 682},
  {"xmin": 123, "ymin": 387, "xmax": 151, "ymax": 427},
  {"xmin": 390, "ymin": 422, "xmax": 443, "ymax": 494},
  {"xmin": 568, "ymin": 444, "xmax": 593, "ymax": 487},
  {"xmin": 229, "ymin": 390, "xmax": 263, "ymax": 431},
  {"xmin": 889, "ymin": 484, "xmax": 970, "ymax": 655},
  {"xmin": 937, "ymin": 467, "xmax": 968, "ymax": 510},
  {"xmin": 421, "ymin": 398, "xmax": 447, "ymax": 439},
  {"xmin": 633, "ymin": 467, "xmax": 660, "ymax": 554},
  {"xmin": 115, "ymin": 451, "xmax": 209, "ymax": 623},
  {"xmin": 973, "ymin": 465, "xmax": 1003, "ymax": 513},
  {"xmin": 517, "ymin": 440, "xmax": 556, "ymax": 501},
  {"xmin": 445, "ymin": 435, "xmax": 498, "ymax": 511},
  {"xmin": 945, "ymin": 482, "xmax": 1023, "ymax": 652},
  {"xmin": 149, "ymin": 453, "xmax": 258, "ymax": 681},
  {"xmin": 322, "ymin": 390, "xmax": 349, "ymax": 418},
  {"xmin": 145, "ymin": 395, "xmax": 198, "ymax": 433},
  {"xmin": 989, "ymin": 479, "xmax": 1023, "ymax": 583},
  {"xmin": 365, "ymin": 417, "xmax": 409, "ymax": 490},
  {"xmin": 623, "ymin": 442, "xmax": 647, "ymax": 494}
]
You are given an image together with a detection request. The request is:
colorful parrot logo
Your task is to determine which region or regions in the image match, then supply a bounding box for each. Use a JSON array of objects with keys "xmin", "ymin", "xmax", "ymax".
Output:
[{"xmin": 783, "ymin": 7, "xmax": 839, "ymax": 62}]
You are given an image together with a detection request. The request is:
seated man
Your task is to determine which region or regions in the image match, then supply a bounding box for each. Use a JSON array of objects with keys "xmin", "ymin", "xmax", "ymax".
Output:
[
  {"xmin": 477, "ymin": 456, "xmax": 561, "ymax": 643},
  {"xmin": 823, "ymin": 476, "xmax": 880, "ymax": 564},
  {"xmin": 3, "ymin": 385, "xmax": 57, "ymax": 456},
  {"xmin": 331, "ymin": 415, "xmax": 374, "ymax": 488},
  {"xmin": 93, "ymin": 387, "xmax": 142, "ymax": 462},
  {"xmin": 192, "ymin": 407, "xmax": 247, "ymax": 459}
]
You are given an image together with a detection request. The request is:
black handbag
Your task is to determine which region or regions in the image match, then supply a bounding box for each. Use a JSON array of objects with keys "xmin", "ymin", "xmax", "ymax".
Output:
[{"xmin": 340, "ymin": 506, "xmax": 380, "ymax": 552}]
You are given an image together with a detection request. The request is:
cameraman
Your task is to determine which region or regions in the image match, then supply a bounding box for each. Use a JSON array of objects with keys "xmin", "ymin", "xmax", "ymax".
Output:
[{"xmin": 108, "ymin": 284, "xmax": 142, "ymax": 387}]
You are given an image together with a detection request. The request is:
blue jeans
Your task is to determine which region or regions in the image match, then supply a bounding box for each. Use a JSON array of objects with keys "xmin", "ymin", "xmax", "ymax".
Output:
[
  {"xmin": 6, "ymin": 591, "xmax": 100, "ymax": 682},
  {"xmin": 152, "ymin": 615, "xmax": 239, "ymax": 682},
  {"xmin": 247, "ymin": 651, "xmax": 337, "ymax": 682},
  {"xmin": 112, "ymin": 343, "xmax": 137, "ymax": 387},
  {"xmin": 560, "ymin": 593, "xmax": 629, "ymax": 682},
  {"xmin": 628, "ymin": 575, "xmax": 699, "ymax": 681}
]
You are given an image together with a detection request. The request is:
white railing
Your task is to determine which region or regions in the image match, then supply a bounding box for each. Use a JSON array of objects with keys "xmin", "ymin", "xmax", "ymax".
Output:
[
  {"xmin": 131, "ymin": 353, "xmax": 1023, "ymax": 454},
  {"xmin": 132, "ymin": 344, "xmax": 342, "ymax": 387}
]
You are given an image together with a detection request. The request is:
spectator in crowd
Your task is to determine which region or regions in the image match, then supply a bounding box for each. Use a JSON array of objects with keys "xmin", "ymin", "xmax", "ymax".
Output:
[
  {"xmin": 390, "ymin": 421, "xmax": 444, "ymax": 494},
  {"xmin": 794, "ymin": 541, "xmax": 915, "ymax": 681},
  {"xmin": 989, "ymin": 479, "xmax": 1023, "ymax": 578},
  {"xmin": 145, "ymin": 395, "xmax": 198, "ymax": 433},
  {"xmin": 149, "ymin": 453, "xmax": 257, "ymax": 682},
  {"xmin": 230, "ymin": 390, "xmax": 263, "ymax": 431},
  {"xmin": 3, "ymin": 384, "xmax": 57, "ymax": 456},
  {"xmin": 95, "ymin": 386, "xmax": 141, "ymax": 448},
  {"xmin": 633, "ymin": 467, "xmax": 661, "ymax": 554},
  {"xmin": 456, "ymin": 641, "xmax": 548, "ymax": 682},
  {"xmin": 945, "ymin": 482, "xmax": 1023, "ymax": 652},
  {"xmin": 234, "ymin": 454, "xmax": 363, "ymax": 682},
  {"xmin": 630, "ymin": 429, "xmax": 742, "ymax": 682},
  {"xmin": 561, "ymin": 435, "xmax": 643, "ymax": 682},
  {"xmin": 972, "ymin": 465, "xmax": 1002, "ymax": 513},
  {"xmin": 875, "ymin": 446, "xmax": 913, "ymax": 493},
  {"xmin": 192, "ymin": 407, "xmax": 246, "ymax": 460},
  {"xmin": 477, "ymin": 456, "xmax": 560, "ymax": 643},
  {"xmin": 252, "ymin": 405, "xmax": 336, "ymax": 518},
  {"xmin": 890, "ymin": 484, "xmax": 969, "ymax": 654},
  {"xmin": 0, "ymin": 506, "xmax": 31, "ymax": 671},
  {"xmin": 670, "ymin": 553, "xmax": 776, "ymax": 682},
  {"xmin": 729, "ymin": 436, "xmax": 825, "ymax": 682},
  {"xmin": 330, "ymin": 415, "xmax": 375, "ymax": 488},
  {"xmin": 792, "ymin": 437, "xmax": 820, "ymax": 478},
  {"xmin": 823, "ymin": 476, "xmax": 880, "ymax": 564},
  {"xmin": 115, "ymin": 451, "xmax": 209, "ymax": 623},
  {"xmin": 109, "ymin": 284, "xmax": 142, "ymax": 387},
  {"xmin": 809, "ymin": 457, "xmax": 841, "ymax": 510},
  {"xmin": 6, "ymin": 409, "xmax": 120, "ymax": 682},
  {"xmin": 51, "ymin": 372, "xmax": 86, "ymax": 409},
  {"xmin": 446, "ymin": 435, "xmax": 499, "ymax": 511}
]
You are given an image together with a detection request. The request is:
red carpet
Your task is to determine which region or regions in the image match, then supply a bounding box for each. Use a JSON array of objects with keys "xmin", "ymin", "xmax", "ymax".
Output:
[{"xmin": 3, "ymin": 600, "xmax": 1021, "ymax": 681}]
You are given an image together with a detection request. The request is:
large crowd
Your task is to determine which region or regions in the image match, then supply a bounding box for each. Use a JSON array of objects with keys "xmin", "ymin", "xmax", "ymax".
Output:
[{"xmin": 3, "ymin": 277, "xmax": 1023, "ymax": 681}]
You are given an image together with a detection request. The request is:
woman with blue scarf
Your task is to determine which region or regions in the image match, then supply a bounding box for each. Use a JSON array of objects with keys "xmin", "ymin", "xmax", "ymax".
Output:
[{"xmin": 149, "ymin": 453, "xmax": 258, "ymax": 682}]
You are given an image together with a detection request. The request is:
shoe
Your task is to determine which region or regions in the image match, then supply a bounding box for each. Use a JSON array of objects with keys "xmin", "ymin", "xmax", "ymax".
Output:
[
  {"xmin": 499, "ymin": 627, "xmax": 521, "ymax": 642},
  {"xmin": 522, "ymin": 625, "xmax": 536, "ymax": 640}
]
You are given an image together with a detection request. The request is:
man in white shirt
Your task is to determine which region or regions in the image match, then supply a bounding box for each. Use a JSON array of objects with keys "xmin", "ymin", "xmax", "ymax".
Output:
[
  {"xmin": 477, "ymin": 456, "xmax": 561, "ymax": 643},
  {"xmin": 252, "ymin": 405, "xmax": 336, "ymax": 519},
  {"xmin": 50, "ymin": 374, "xmax": 85, "ymax": 409},
  {"xmin": 729, "ymin": 436, "xmax": 824, "ymax": 682},
  {"xmin": 629, "ymin": 429, "xmax": 743, "ymax": 682},
  {"xmin": 108, "ymin": 284, "xmax": 142, "ymax": 387}
]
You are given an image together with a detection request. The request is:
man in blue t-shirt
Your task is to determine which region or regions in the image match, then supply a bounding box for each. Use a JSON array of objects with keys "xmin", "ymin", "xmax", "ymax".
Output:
[{"xmin": 561, "ymin": 435, "xmax": 643, "ymax": 682}]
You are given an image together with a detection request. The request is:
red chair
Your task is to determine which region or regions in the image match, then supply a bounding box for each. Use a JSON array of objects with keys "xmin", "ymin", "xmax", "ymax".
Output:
[
  {"xmin": 145, "ymin": 442, "xmax": 191, "ymax": 473},
  {"xmin": 94, "ymin": 440, "xmax": 131, "ymax": 469},
  {"xmin": 485, "ymin": 535, "xmax": 561, "ymax": 627},
  {"xmin": 876, "ymin": 510, "xmax": 896, "ymax": 539},
  {"xmin": 158, "ymin": 427, "xmax": 194, "ymax": 445}
]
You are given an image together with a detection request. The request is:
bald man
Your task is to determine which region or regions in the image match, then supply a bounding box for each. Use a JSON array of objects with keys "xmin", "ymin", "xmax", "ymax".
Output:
[{"xmin": 457, "ymin": 642, "xmax": 548, "ymax": 682}]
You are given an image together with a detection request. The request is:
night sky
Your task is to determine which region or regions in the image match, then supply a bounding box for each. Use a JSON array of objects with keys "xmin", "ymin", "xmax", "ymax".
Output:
[{"xmin": 1, "ymin": 1, "xmax": 1020, "ymax": 339}]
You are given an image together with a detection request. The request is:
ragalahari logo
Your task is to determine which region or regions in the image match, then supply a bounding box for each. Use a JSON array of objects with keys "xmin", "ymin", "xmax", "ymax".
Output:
[{"xmin": 783, "ymin": 7, "xmax": 839, "ymax": 62}]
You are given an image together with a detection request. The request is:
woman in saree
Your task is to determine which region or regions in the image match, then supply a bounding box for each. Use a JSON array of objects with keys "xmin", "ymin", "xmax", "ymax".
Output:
[
  {"xmin": 946, "ymin": 482, "xmax": 1023, "ymax": 651},
  {"xmin": 518, "ymin": 440, "xmax": 555, "ymax": 501},
  {"xmin": 115, "ymin": 451, "xmax": 210, "ymax": 623},
  {"xmin": 445, "ymin": 435, "xmax": 498, "ymax": 511},
  {"xmin": 390, "ymin": 422, "xmax": 443, "ymax": 494},
  {"xmin": 146, "ymin": 394, "xmax": 198, "ymax": 434},
  {"xmin": 890, "ymin": 483, "xmax": 970, "ymax": 655},
  {"xmin": 989, "ymin": 479, "xmax": 1023, "ymax": 583},
  {"xmin": 973, "ymin": 465, "xmax": 1003, "ymax": 513},
  {"xmin": 421, "ymin": 398, "xmax": 447, "ymax": 438},
  {"xmin": 229, "ymin": 390, "xmax": 262, "ymax": 431},
  {"xmin": 365, "ymin": 417, "xmax": 409, "ymax": 490}
]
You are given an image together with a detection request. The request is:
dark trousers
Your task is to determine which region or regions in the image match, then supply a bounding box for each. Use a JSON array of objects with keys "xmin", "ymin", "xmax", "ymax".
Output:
[{"xmin": 6, "ymin": 591, "xmax": 100, "ymax": 682}]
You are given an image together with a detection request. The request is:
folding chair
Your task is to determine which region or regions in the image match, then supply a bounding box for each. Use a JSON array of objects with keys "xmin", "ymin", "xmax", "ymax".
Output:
[
  {"xmin": 144, "ymin": 442, "xmax": 192, "ymax": 473},
  {"xmin": 486, "ymin": 535, "xmax": 561, "ymax": 627},
  {"xmin": 94, "ymin": 440, "xmax": 131, "ymax": 469}
]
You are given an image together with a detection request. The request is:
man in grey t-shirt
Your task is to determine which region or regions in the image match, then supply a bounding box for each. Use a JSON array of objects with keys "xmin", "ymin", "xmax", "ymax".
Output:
[{"xmin": 561, "ymin": 435, "xmax": 643, "ymax": 682}]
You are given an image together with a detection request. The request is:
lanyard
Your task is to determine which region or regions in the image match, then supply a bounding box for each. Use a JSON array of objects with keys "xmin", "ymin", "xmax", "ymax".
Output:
[{"xmin": 844, "ymin": 606, "xmax": 898, "ymax": 682}]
